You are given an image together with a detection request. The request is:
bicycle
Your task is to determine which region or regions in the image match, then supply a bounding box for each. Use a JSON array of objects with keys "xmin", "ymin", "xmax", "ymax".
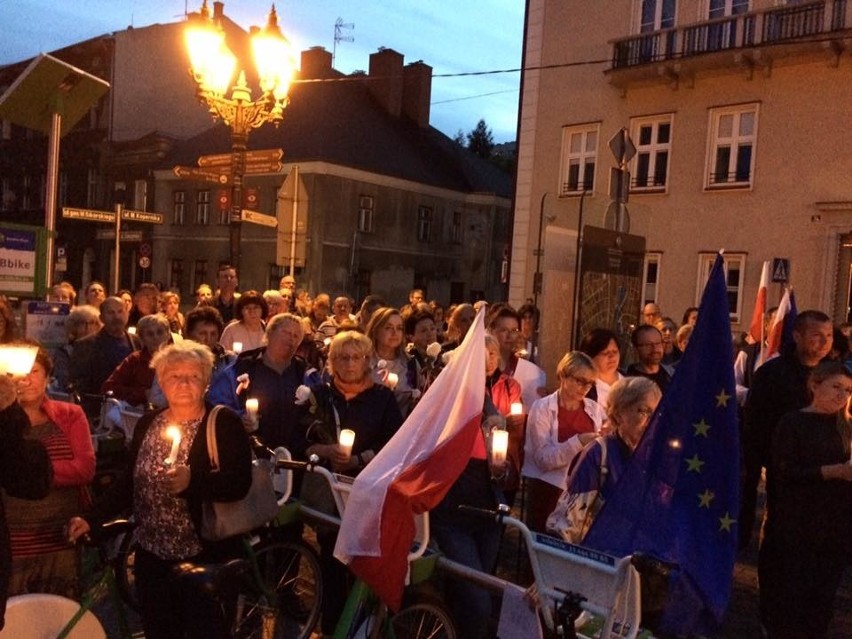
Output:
[
  {"xmin": 3, "ymin": 519, "xmax": 139, "ymax": 639},
  {"xmin": 440, "ymin": 504, "xmax": 676, "ymax": 639},
  {"xmin": 276, "ymin": 455, "xmax": 458, "ymax": 639}
]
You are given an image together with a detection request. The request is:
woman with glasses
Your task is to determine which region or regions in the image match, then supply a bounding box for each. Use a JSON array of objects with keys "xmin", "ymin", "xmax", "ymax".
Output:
[
  {"xmin": 521, "ymin": 351, "xmax": 607, "ymax": 533},
  {"xmin": 547, "ymin": 376, "xmax": 661, "ymax": 543},
  {"xmin": 579, "ymin": 328, "xmax": 624, "ymax": 412},
  {"xmin": 296, "ymin": 330, "xmax": 403, "ymax": 634},
  {"xmin": 759, "ymin": 361, "xmax": 852, "ymax": 638}
]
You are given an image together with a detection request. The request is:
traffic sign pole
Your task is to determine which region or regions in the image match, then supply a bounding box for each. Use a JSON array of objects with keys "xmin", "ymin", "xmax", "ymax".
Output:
[{"xmin": 113, "ymin": 203, "xmax": 122, "ymax": 294}]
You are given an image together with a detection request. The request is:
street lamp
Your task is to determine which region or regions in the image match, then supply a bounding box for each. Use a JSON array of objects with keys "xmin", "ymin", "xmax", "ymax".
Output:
[{"xmin": 185, "ymin": 0, "xmax": 295, "ymax": 270}]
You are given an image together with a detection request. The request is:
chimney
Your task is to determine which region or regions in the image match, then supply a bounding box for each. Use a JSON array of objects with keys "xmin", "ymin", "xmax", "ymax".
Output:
[
  {"xmin": 301, "ymin": 47, "xmax": 334, "ymax": 80},
  {"xmin": 402, "ymin": 61, "xmax": 432, "ymax": 128},
  {"xmin": 368, "ymin": 48, "xmax": 404, "ymax": 118},
  {"xmin": 213, "ymin": 1, "xmax": 224, "ymax": 19}
]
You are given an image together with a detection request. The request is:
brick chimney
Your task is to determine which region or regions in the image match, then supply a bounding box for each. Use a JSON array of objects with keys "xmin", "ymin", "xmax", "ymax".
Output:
[
  {"xmin": 301, "ymin": 47, "xmax": 334, "ymax": 79},
  {"xmin": 368, "ymin": 48, "xmax": 404, "ymax": 118},
  {"xmin": 402, "ymin": 61, "xmax": 432, "ymax": 128},
  {"xmin": 213, "ymin": 1, "xmax": 224, "ymax": 19}
]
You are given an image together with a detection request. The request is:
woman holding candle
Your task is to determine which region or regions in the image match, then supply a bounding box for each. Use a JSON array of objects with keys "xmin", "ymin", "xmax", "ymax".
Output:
[
  {"xmin": 219, "ymin": 290, "xmax": 268, "ymax": 354},
  {"xmin": 297, "ymin": 330, "xmax": 402, "ymax": 635},
  {"xmin": 4, "ymin": 345, "xmax": 95, "ymax": 598},
  {"xmin": 366, "ymin": 307, "xmax": 415, "ymax": 415},
  {"xmin": 67, "ymin": 340, "xmax": 252, "ymax": 639},
  {"xmin": 521, "ymin": 351, "xmax": 606, "ymax": 533},
  {"xmin": 759, "ymin": 361, "xmax": 852, "ymax": 638}
]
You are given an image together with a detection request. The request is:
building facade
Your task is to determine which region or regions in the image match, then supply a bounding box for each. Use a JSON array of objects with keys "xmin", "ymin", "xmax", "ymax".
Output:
[{"xmin": 512, "ymin": 0, "xmax": 852, "ymax": 376}]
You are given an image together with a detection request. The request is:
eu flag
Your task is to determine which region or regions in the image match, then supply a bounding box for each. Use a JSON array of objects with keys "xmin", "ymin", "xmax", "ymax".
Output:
[{"xmin": 583, "ymin": 252, "xmax": 739, "ymax": 636}]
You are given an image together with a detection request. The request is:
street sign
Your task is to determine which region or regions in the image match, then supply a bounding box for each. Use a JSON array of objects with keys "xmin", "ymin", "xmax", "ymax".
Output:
[
  {"xmin": 772, "ymin": 258, "xmax": 790, "ymax": 283},
  {"xmin": 138, "ymin": 242, "xmax": 152, "ymax": 258},
  {"xmin": 62, "ymin": 207, "xmax": 115, "ymax": 223},
  {"xmin": 122, "ymin": 209, "xmax": 164, "ymax": 224},
  {"xmin": 608, "ymin": 128, "xmax": 636, "ymax": 167},
  {"xmin": 173, "ymin": 165, "xmax": 230, "ymax": 185},
  {"xmin": 95, "ymin": 229, "xmax": 144, "ymax": 241},
  {"xmin": 244, "ymin": 161, "xmax": 284, "ymax": 175},
  {"xmin": 241, "ymin": 209, "xmax": 278, "ymax": 228},
  {"xmin": 198, "ymin": 148, "xmax": 283, "ymax": 168}
]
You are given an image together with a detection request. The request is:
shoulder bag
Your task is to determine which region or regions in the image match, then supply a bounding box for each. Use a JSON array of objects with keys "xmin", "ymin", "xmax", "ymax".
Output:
[{"xmin": 200, "ymin": 405, "xmax": 279, "ymax": 541}]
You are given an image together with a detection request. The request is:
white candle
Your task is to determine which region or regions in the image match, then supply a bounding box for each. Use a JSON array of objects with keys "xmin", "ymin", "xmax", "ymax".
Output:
[
  {"xmin": 164, "ymin": 425, "xmax": 182, "ymax": 466},
  {"xmin": 127, "ymin": 326, "xmax": 137, "ymax": 335},
  {"xmin": 245, "ymin": 397, "xmax": 259, "ymax": 421},
  {"xmin": 339, "ymin": 429, "xmax": 356, "ymax": 459},
  {"xmin": 386, "ymin": 372, "xmax": 399, "ymax": 390},
  {"xmin": 510, "ymin": 402, "xmax": 524, "ymax": 416},
  {"xmin": 0, "ymin": 345, "xmax": 38, "ymax": 377},
  {"xmin": 323, "ymin": 337, "xmax": 332, "ymax": 347},
  {"xmin": 491, "ymin": 429, "xmax": 509, "ymax": 465},
  {"xmin": 232, "ymin": 341, "xmax": 243, "ymax": 354}
]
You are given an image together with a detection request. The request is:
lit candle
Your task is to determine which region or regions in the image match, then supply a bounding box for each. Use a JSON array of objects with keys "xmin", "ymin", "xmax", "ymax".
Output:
[
  {"xmin": 510, "ymin": 402, "xmax": 523, "ymax": 416},
  {"xmin": 323, "ymin": 337, "xmax": 332, "ymax": 347},
  {"xmin": 127, "ymin": 326, "xmax": 137, "ymax": 335},
  {"xmin": 339, "ymin": 429, "xmax": 356, "ymax": 459},
  {"xmin": 0, "ymin": 345, "xmax": 38, "ymax": 377},
  {"xmin": 491, "ymin": 429, "xmax": 509, "ymax": 465},
  {"xmin": 232, "ymin": 341, "xmax": 243, "ymax": 354},
  {"xmin": 164, "ymin": 425, "xmax": 182, "ymax": 466},
  {"xmin": 386, "ymin": 372, "xmax": 399, "ymax": 390},
  {"xmin": 245, "ymin": 397, "xmax": 259, "ymax": 421}
]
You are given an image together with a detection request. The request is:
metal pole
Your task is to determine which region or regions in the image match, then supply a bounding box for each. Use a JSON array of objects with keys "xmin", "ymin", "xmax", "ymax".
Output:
[
  {"xmin": 230, "ymin": 129, "xmax": 247, "ymax": 271},
  {"xmin": 570, "ymin": 190, "xmax": 589, "ymax": 349},
  {"xmin": 289, "ymin": 165, "xmax": 299, "ymax": 277},
  {"xmin": 113, "ymin": 203, "xmax": 122, "ymax": 293},
  {"xmin": 530, "ymin": 192, "xmax": 548, "ymax": 360},
  {"xmin": 44, "ymin": 111, "xmax": 61, "ymax": 291}
]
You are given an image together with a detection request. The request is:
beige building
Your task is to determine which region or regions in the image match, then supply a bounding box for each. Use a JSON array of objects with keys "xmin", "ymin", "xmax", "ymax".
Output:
[{"xmin": 512, "ymin": 0, "xmax": 852, "ymax": 376}]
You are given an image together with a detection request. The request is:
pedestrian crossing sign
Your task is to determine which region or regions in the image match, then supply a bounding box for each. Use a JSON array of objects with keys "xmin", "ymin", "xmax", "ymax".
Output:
[{"xmin": 772, "ymin": 258, "xmax": 789, "ymax": 283}]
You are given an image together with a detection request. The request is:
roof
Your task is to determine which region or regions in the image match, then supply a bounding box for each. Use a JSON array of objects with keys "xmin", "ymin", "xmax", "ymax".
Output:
[{"xmin": 163, "ymin": 76, "xmax": 513, "ymax": 199}]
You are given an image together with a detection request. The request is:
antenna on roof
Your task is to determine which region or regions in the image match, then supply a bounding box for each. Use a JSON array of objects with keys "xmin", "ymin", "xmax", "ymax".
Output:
[{"xmin": 333, "ymin": 17, "xmax": 354, "ymax": 68}]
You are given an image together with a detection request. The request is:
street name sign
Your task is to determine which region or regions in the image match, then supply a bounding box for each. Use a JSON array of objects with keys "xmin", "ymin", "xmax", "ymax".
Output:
[
  {"xmin": 62, "ymin": 207, "xmax": 115, "ymax": 223},
  {"xmin": 173, "ymin": 165, "xmax": 230, "ymax": 185},
  {"xmin": 122, "ymin": 209, "xmax": 164, "ymax": 224},
  {"xmin": 244, "ymin": 161, "xmax": 284, "ymax": 175},
  {"xmin": 241, "ymin": 209, "xmax": 278, "ymax": 228},
  {"xmin": 95, "ymin": 230, "xmax": 145, "ymax": 241},
  {"xmin": 198, "ymin": 148, "xmax": 283, "ymax": 167}
]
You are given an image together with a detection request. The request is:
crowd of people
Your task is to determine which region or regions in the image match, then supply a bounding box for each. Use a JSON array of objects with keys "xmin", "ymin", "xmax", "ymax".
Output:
[{"xmin": 0, "ymin": 273, "xmax": 850, "ymax": 639}]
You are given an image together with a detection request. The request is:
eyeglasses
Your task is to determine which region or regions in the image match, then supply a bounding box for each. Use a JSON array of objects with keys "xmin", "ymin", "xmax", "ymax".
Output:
[
  {"xmin": 333, "ymin": 354, "xmax": 367, "ymax": 363},
  {"xmin": 569, "ymin": 374, "xmax": 595, "ymax": 388}
]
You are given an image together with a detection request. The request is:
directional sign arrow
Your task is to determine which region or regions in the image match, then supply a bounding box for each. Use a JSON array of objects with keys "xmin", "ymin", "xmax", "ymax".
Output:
[
  {"xmin": 244, "ymin": 161, "xmax": 284, "ymax": 175},
  {"xmin": 174, "ymin": 165, "xmax": 231, "ymax": 185},
  {"xmin": 240, "ymin": 209, "xmax": 278, "ymax": 228}
]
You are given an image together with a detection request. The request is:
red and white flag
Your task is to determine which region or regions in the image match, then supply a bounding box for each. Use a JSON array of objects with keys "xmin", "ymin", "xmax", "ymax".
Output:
[
  {"xmin": 760, "ymin": 287, "xmax": 796, "ymax": 368},
  {"xmin": 334, "ymin": 308, "xmax": 486, "ymax": 610},
  {"xmin": 748, "ymin": 261, "xmax": 770, "ymax": 348}
]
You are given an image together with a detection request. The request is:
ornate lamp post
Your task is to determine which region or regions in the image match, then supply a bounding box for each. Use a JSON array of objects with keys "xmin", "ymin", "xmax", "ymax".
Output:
[{"xmin": 185, "ymin": 0, "xmax": 295, "ymax": 270}]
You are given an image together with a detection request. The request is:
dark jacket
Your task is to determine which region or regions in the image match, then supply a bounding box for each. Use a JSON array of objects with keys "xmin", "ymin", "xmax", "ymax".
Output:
[
  {"xmin": 69, "ymin": 328, "xmax": 141, "ymax": 415},
  {"xmin": 85, "ymin": 403, "xmax": 252, "ymax": 560},
  {"xmin": 0, "ymin": 401, "xmax": 53, "ymax": 630}
]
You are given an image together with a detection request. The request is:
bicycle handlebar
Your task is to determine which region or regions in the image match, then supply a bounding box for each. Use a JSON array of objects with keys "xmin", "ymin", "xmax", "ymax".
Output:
[
  {"xmin": 630, "ymin": 552, "xmax": 679, "ymax": 578},
  {"xmin": 275, "ymin": 454, "xmax": 321, "ymax": 472},
  {"xmin": 456, "ymin": 503, "xmax": 512, "ymax": 521}
]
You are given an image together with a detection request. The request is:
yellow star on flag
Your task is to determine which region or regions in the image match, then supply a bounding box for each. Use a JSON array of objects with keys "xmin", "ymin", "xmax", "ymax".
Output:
[
  {"xmin": 686, "ymin": 454, "xmax": 705, "ymax": 473},
  {"xmin": 698, "ymin": 489, "xmax": 715, "ymax": 508},
  {"xmin": 719, "ymin": 511, "xmax": 736, "ymax": 532},
  {"xmin": 693, "ymin": 419, "xmax": 710, "ymax": 437},
  {"xmin": 715, "ymin": 389, "xmax": 731, "ymax": 407}
]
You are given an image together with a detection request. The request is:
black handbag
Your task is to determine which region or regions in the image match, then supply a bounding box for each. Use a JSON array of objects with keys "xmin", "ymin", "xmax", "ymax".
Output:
[{"xmin": 200, "ymin": 406, "xmax": 279, "ymax": 541}]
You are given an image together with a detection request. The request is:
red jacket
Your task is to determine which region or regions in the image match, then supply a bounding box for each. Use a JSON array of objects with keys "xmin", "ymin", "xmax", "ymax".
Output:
[
  {"xmin": 41, "ymin": 398, "xmax": 96, "ymax": 488},
  {"xmin": 101, "ymin": 349, "xmax": 155, "ymax": 407}
]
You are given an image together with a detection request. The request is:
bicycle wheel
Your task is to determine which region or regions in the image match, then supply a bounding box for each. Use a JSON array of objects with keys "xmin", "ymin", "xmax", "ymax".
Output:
[
  {"xmin": 114, "ymin": 528, "xmax": 141, "ymax": 612},
  {"xmin": 391, "ymin": 595, "xmax": 458, "ymax": 639},
  {"xmin": 233, "ymin": 541, "xmax": 322, "ymax": 639}
]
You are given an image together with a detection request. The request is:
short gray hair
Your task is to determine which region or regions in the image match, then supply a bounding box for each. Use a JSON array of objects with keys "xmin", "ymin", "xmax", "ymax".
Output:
[
  {"xmin": 150, "ymin": 340, "xmax": 215, "ymax": 386},
  {"xmin": 607, "ymin": 377, "xmax": 661, "ymax": 423},
  {"xmin": 265, "ymin": 312, "xmax": 304, "ymax": 340}
]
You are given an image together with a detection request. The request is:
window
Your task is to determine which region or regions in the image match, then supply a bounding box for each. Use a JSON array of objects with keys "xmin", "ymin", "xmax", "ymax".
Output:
[
  {"xmin": 559, "ymin": 124, "xmax": 599, "ymax": 196},
  {"xmin": 358, "ymin": 195, "xmax": 374, "ymax": 233},
  {"xmin": 133, "ymin": 179, "xmax": 147, "ymax": 210},
  {"xmin": 173, "ymin": 191, "xmax": 186, "ymax": 225},
  {"xmin": 630, "ymin": 115, "xmax": 672, "ymax": 191},
  {"xmin": 85, "ymin": 169, "xmax": 97, "ymax": 208},
  {"xmin": 417, "ymin": 206, "xmax": 433, "ymax": 243},
  {"xmin": 451, "ymin": 211, "xmax": 463, "ymax": 243},
  {"xmin": 708, "ymin": 0, "xmax": 750, "ymax": 19},
  {"xmin": 642, "ymin": 252, "xmax": 661, "ymax": 305},
  {"xmin": 196, "ymin": 190, "xmax": 210, "ymax": 225},
  {"xmin": 639, "ymin": 0, "xmax": 676, "ymax": 31},
  {"xmin": 169, "ymin": 259, "xmax": 184, "ymax": 293},
  {"xmin": 698, "ymin": 252, "xmax": 745, "ymax": 321},
  {"xmin": 193, "ymin": 260, "xmax": 207, "ymax": 293},
  {"xmin": 706, "ymin": 104, "xmax": 758, "ymax": 188}
]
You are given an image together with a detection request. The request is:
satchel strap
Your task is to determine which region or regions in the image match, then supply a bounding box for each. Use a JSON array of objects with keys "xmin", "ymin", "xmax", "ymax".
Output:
[{"xmin": 206, "ymin": 405, "xmax": 225, "ymax": 472}]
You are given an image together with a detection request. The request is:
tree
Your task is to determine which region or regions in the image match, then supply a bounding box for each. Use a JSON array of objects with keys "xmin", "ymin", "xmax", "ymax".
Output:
[
  {"xmin": 466, "ymin": 119, "xmax": 494, "ymax": 159},
  {"xmin": 452, "ymin": 129, "xmax": 466, "ymax": 146}
]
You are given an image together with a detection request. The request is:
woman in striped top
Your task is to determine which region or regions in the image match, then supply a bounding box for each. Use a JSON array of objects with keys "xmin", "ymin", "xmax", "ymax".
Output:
[{"xmin": 4, "ymin": 345, "xmax": 95, "ymax": 597}]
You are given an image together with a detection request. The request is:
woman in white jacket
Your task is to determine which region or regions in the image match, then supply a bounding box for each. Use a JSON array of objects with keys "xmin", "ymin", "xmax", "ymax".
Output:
[{"xmin": 522, "ymin": 351, "xmax": 607, "ymax": 533}]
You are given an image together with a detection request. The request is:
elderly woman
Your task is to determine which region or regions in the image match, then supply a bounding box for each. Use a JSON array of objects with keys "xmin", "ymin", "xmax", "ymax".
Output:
[
  {"xmin": 102, "ymin": 313, "xmax": 171, "ymax": 408},
  {"xmin": 219, "ymin": 290, "xmax": 268, "ymax": 353},
  {"xmin": 522, "ymin": 351, "xmax": 607, "ymax": 533},
  {"xmin": 579, "ymin": 328, "xmax": 624, "ymax": 412},
  {"xmin": 50, "ymin": 304, "xmax": 101, "ymax": 394},
  {"xmin": 366, "ymin": 307, "xmax": 415, "ymax": 415},
  {"xmin": 298, "ymin": 330, "xmax": 403, "ymax": 634},
  {"xmin": 262, "ymin": 289, "xmax": 289, "ymax": 318},
  {"xmin": 759, "ymin": 361, "xmax": 852, "ymax": 638},
  {"xmin": 547, "ymin": 376, "xmax": 661, "ymax": 542},
  {"xmin": 5, "ymin": 346, "xmax": 95, "ymax": 597},
  {"xmin": 68, "ymin": 340, "xmax": 252, "ymax": 639}
]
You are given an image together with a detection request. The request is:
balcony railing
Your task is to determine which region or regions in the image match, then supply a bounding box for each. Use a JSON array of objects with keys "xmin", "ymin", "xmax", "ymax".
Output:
[{"xmin": 612, "ymin": 0, "xmax": 848, "ymax": 69}]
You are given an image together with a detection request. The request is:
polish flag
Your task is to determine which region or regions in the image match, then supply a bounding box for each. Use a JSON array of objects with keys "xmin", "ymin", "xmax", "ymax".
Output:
[
  {"xmin": 748, "ymin": 261, "xmax": 770, "ymax": 347},
  {"xmin": 761, "ymin": 287, "xmax": 797, "ymax": 367},
  {"xmin": 334, "ymin": 308, "xmax": 486, "ymax": 610}
]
